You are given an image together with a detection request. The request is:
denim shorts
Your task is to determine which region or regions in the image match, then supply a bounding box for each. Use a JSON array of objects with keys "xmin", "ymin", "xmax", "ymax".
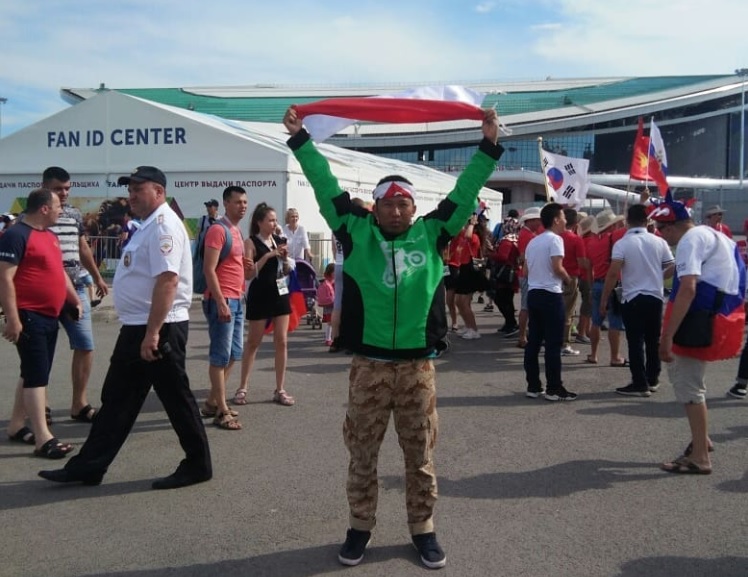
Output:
[
  {"xmin": 591, "ymin": 280, "xmax": 625, "ymax": 330},
  {"xmin": 202, "ymin": 297, "xmax": 245, "ymax": 367},
  {"xmin": 519, "ymin": 276, "xmax": 529, "ymax": 310},
  {"xmin": 17, "ymin": 309, "xmax": 59, "ymax": 388},
  {"xmin": 59, "ymin": 286, "xmax": 94, "ymax": 351}
]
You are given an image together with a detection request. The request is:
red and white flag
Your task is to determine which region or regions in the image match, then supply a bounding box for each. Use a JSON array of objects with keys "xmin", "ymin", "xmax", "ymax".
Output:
[{"xmin": 294, "ymin": 86, "xmax": 486, "ymax": 142}]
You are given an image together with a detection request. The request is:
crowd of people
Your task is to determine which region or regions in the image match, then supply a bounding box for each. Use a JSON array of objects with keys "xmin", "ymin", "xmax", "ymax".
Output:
[{"xmin": 2, "ymin": 106, "xmax": 747, "ymax": 570}]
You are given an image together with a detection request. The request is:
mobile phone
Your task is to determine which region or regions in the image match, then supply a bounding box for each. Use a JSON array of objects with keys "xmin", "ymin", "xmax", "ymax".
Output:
[{"xmin": 154, "ymin": 341, "xmax": 173, "ymax": 360}]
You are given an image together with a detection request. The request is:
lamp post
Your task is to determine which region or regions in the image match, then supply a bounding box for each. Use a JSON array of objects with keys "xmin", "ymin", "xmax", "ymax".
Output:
[
  {"xmin": 736, "ymin": 68, "xmax": 748, "ymax": 188},
  {"xmin": 0, "ymin": 97, "xmax": 6, "ymax": 139}
]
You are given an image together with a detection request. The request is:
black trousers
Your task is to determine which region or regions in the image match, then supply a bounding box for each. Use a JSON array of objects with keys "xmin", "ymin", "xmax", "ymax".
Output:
[
  {"xmin": 524, "ymin": 289, "xmax": 564, "ymax": 392},
  {"xmin": 65, "ymin": 322, "xmax": 211, "ymax": 478},
  {"xmin": 621, "ymin": 295, "xmax": 663, "ymax": 389},
  {"xmin": 492, "ymin": 285, "xmax": 517, "ymax": 328}
]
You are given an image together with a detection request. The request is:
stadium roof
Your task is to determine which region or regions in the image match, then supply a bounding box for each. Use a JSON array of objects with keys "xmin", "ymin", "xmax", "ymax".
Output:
[{"xmin": 61, "ymin": 75, "xmax": 733, "ymax": 122}]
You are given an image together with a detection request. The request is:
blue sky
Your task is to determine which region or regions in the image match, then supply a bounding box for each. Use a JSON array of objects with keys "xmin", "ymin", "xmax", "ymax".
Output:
[{"xmin": 1, "ymin": 0, "xmax": 745, "ymax": 137}]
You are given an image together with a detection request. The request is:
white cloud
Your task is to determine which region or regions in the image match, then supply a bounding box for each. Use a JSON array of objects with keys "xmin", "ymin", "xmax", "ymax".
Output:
[
  {"xmin": 529, "ymin": 0, "xmax": 748, "ymax": 75},
  {"xmin": 0, "ymin": 0, "xmax": 744, "ymax": 136}
]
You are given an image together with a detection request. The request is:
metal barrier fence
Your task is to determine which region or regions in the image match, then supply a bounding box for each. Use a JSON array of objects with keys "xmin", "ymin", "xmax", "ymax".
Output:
[{"xmin": 90, "ymin": 235, "xmax": 337, "ymax": 279}]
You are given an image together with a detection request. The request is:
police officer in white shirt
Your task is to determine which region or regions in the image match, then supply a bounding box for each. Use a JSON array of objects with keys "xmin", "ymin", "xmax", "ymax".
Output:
[
  {"xmin": 39, "ymin": 166, "xmax": 212, "ymax": 490},
  {"xmin": 600, "ymin": 204, "xmax": 674, "ymax": 397}
]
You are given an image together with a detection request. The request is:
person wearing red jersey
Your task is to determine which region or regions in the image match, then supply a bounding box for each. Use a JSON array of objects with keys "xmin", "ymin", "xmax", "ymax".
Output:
[
  {"xmin": 452, "ymin": 214, "xmax": 485, "ymax": 340},
  {"xmin": 703, "ymin": 205, "xmax": 732, "ymax": 238},
  {"xmin": 587, "ymin": 210, "xmax": 627, "ymax": 366},
  {"xmin": 560, "ymin": 209, "xmax": 588, "ymax": 356},
  {"xmin": 514, "ymin": 207, "xmax": 543, "ymax": 347},
  {"xmin": 575, "ymin": 215, "xmax": 596, "ymax": 343},
  {"xmin": 1, "ymin": 189, "xmax": 81, "ymax": 458}
]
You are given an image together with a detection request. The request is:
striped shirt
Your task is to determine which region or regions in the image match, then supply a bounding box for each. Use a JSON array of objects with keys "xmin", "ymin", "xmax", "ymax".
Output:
[{"xmin": 48, "ymin": 204, "xmax": 84, "ymax": 284}]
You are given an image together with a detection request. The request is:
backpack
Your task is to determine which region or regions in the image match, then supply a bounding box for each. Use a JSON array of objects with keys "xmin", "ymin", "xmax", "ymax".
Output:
[{"xmin": 193, "ymin": 221, "xmax": 233, "ymax": 294}]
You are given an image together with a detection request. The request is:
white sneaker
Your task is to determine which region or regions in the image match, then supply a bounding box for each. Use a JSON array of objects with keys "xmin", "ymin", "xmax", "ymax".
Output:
[
  {"xmin": 561, "ymin": 346, "xmax": 580, "ymax": 356},
  {"xmin": 461, "ymin": 329, "xmax": 481, "ymax": 340}
]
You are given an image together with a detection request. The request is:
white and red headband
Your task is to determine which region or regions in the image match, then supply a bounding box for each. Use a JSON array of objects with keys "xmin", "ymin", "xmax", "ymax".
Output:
[{"xmin": 372, "ymin": 181, "xmax": 416, "ymax": 202}]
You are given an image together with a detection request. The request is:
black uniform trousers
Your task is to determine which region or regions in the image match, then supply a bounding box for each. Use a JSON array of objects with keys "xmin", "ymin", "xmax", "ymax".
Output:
[
  {"xmin": 65, "ymin": 321, "xmax": 212, "ymax": 478},
  {"xmin": 620, "ymin": 295, "xmax": 663, "ymax": 390}
]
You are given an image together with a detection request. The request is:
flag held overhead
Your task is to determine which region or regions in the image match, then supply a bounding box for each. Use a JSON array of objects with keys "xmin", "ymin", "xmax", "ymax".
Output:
[{"xmin": 293, "ymin": 85, "xmax": 486, "ymax": 142}]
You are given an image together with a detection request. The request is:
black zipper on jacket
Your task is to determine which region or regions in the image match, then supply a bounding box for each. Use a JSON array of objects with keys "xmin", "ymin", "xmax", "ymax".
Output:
[{"xmin": 389, "ymin": 240, "xmax": 398, "ymax": 349}]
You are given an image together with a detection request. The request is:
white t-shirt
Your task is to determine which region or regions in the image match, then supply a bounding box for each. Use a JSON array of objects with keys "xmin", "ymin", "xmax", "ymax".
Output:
[
  {"xmin": 526, "ymin": 231, "xmax": 565, "ymax": 293},
  {"xmin": 675, "ymin": 225, "xmax": 740, "ymax": 295},
  {"xmin": 113, "ymin": 203, "xmax": 192, "ymax": 325},
  {"xmin": 282, "ymin": 224, "xmax": 311, "ymax": 261},
  {"xmin": 612, "ymin": 227, "xmax": 674, "ymax": 302}
]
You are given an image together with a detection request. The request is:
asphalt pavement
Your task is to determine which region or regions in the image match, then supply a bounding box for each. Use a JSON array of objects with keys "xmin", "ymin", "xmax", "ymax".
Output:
[{"xmin": 1, "ymin": 298, "xmax": 747, "ymax": 577}]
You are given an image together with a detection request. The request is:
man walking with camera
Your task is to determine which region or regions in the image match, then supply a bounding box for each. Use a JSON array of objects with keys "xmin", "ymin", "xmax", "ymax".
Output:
[{"xmin": 39, "ymin": 166, "xmax": 212, "ymax": 489}]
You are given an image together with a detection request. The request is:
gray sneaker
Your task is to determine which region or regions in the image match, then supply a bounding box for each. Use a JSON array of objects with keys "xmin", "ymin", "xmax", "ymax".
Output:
[
  {"xmin": 574, "ymin": 335, "xmax": 591, "ymax": 344},
  {"xmin": 561, "ymin": 346, "xmax": 581, "ymax": 356}
]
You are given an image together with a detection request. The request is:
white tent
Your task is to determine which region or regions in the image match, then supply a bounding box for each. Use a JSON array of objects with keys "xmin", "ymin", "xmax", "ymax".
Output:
[{"xmin": 0, "ymin": 91, "xmax": 502, "ymax": 236}]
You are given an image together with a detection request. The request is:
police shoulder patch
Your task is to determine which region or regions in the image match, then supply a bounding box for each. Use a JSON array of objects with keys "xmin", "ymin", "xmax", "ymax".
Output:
[{"xmin": 159, "ymin": 235, "xmax": 174, "ymax": 255}]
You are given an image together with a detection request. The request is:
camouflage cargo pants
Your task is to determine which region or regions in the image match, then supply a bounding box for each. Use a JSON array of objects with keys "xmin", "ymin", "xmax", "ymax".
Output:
[{"xmin": 344, "ymin": 355, "xmax": 438, "ymax": 535}]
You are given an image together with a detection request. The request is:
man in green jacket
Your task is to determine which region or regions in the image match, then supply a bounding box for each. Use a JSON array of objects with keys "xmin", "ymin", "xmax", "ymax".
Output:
[{"xmin": 283, "ymin": 106, "xmax": 502, "ymax": 570}]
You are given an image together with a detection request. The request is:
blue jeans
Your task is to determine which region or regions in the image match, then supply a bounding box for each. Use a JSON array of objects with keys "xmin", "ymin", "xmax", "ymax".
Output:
[
  {"xmin": 202, "ymin": 298, "xmax": 244, "ymax": 367},
  {"xmin": 59, "ymin": 285, "xmax": 94, "ymax": 351},
  {"xmin": 524, "ymin": 289, "xmax": 564, "ymax": 392},
  {"xmin": 591, "ymin": 280, "xmax": 625, "ymax": 330}
]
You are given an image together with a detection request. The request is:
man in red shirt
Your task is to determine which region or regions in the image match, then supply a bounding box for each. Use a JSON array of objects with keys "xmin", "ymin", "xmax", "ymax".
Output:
[
  {"xmin": 514, "ymin": 207, "xmax": 543, "ymax": 347},
  {"xmin": 560, "ymin": 209, "xmax": 589, "ymax": 356},
  {"xmin": 0, "ymin": 189, "xmax": 81, "ymax": 459},
  {"xmin": 704, "ymin": 205, "xmax": 732, "ymax": 238},
  {"xmin": 587, "ymin": 210, "xmax": 627, "ymax": 366},
  {"xmin": 201, "ymin": 186, "xmax": 252, "ymax": 430},
  {"xmin": 575, "ymin": 215, "xmax": 596, "ymax": 343}
]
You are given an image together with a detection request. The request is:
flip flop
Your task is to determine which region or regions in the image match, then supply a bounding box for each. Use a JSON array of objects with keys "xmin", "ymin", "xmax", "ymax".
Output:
[
  {"xmin": 610, "ymin": 359, "xmax": 629, "ymax": 367},
  {"xmin": 8, "ymin": 426, "xmax": 36, "ymax": 445},
  {"xmin": 71, "ymin": 404, "xmax": 97, "ymax": 423},
  {"xmin": 584, "ymin": 356, "xmax": 598, "ymax": 364},
  {"xmin": 661, "ymin": 457, "xmax": 712, "ymax": 475}
]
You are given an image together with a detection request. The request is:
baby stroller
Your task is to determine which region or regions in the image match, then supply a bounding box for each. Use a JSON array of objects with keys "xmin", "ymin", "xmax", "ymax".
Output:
[{"xmin": 294, "ymin": 260, "xmax": 323, "ymax": 329}]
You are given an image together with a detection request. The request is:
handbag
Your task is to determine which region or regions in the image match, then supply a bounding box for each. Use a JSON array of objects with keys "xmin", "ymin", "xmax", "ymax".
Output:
[
  {"xmin": 673, "ymin": 291, "xmax": 724, "ymax": 348},
  {"xmin": 471, "ymin": 257, "xmax": 487, "ymax": 272}
]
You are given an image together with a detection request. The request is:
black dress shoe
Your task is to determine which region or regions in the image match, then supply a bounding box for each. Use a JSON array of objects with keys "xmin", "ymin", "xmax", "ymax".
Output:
[
  {"xmin": 151, "ymin": 471, "xmax": 211, "ymax": 490},
  {"xmin": 38, "ymin": 468, "xmax": 103, "ymax": 486}
]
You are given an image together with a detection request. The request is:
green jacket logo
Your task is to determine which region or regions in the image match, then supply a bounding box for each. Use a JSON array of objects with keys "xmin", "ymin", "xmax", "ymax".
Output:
[{"xmin": 379, "ymin": 240, "xmax": 427, "ymax": 288}]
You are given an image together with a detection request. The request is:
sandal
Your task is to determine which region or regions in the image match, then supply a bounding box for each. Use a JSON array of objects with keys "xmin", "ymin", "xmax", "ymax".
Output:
[
  {"xmin": 213, "ymin": 412, "xmax": 242, "ymax": 430},
  {"xmin": 684, "ymin": 441, "xmax": 715, "ymax": 457},
  {"xmin": 610, "ymin": 359, "xmax": 629, "ymax": 367},
  {"xmin": 33, "ymin": 438, "xmax": 74, "ymax": 460},
  {"xmin": 661, "ymin": 456, "xmax": 712, "ymax": 475},
  {"xmin": 8, "ymin": 426, "xmax": 36, "ymax": 445},
  {"xmin": 71, "ymin": 404, "xmax": 97, "ymax": 423},
  {"xmin": 200, "ymin": 401, "xmax": 238, "ymax": 418},
  {"xmin": 272, "ymin": 390, "xmax": 295, "ymax": 406},
  {"xmin": 232, "ymin": 388, "xmax": 249, "ymax": 406}
]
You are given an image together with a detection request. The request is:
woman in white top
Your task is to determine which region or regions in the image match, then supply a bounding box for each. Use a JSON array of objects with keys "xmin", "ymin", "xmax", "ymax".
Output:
[{"xmin": 281, "ymin": 208, "xmax": 313, "ymax": 262}]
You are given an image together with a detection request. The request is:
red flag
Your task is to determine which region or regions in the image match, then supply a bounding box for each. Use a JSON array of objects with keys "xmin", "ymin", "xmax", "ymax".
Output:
[
  {"xmin": 629, "ymin": 118, "xmax": 652, "ymax": 181},
  {"xmin": 294, "ymin": 97, "xmax": 484, "ymax": 124}
]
